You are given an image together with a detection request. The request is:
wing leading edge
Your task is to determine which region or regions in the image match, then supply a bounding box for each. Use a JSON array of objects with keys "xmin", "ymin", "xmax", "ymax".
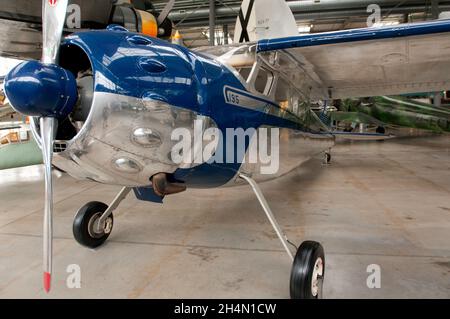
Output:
[{"xmin": 257, "ymin": 19, "xmax": 450, "ymax": 100}]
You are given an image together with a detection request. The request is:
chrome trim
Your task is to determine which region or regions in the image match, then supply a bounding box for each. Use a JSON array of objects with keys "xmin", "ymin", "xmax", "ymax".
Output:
[
  {"xmin": 131, "ymin": 128, "xmax": 162, "ymax": 147},
  {"xmin": 113, "ymin": 158, "xmax": 142, "ymax": 173},
  {"xmin": 53, "ymin": 92, "xmax": 215, "ymax": 186}
]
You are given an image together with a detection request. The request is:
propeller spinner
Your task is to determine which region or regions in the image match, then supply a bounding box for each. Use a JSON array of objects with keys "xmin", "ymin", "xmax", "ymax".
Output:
[{"xmin": 4, "ymin": 0, "xmax": 77, "ymax": 292}]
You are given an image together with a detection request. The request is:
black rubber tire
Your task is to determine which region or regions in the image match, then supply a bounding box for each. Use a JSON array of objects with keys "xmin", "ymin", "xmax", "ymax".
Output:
[
  {"xmin": 376, "ymin": 126, "xmax": 386, "ymax": 134},
  {"xmin": 325, "ymin": 152, "xmax": 331, "ymax": 164},
  {"xmin": 73, "ymin": 201, "xmax": 113, "ymax": 248},
  {"xmin": 290, "ymin": 241, "xmax": 325, "ymax": 299}
]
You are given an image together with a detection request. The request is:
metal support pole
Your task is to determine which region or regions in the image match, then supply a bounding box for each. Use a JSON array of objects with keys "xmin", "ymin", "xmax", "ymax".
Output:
[
  {"xmin": 431, "ymin": 0, "xmax": 440, "ymax": 19},
  {"xmin": 223, "ymin": 24, "xmax": 229, "ymax": 45},
  {"xmin": 433, "ymin": 92, "xmax": 443, "ymax": 107},
  {"xmin": 209, "ymin": 0, "xmax": 216, "ymax": 46},
  {"xmin": 239, "ymin": 174, "xmax": 294, "ymax": 261}
]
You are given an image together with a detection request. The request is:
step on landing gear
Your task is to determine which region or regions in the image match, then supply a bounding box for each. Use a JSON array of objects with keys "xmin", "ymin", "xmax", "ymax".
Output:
[{"xmin": 239, "ymin": 174, "xmax": 325, "ymax": 299}]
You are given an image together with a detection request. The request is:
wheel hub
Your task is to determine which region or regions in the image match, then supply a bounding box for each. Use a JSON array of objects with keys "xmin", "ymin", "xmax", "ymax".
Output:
[
  {"xmin": 87, "ymin": 212, "xmax": 112, "ymax": 238},
  {"xmin": 103, "ymin": 217, "xmax": 113, "ymax": 234},
  {"xmin": 311, "ymin": 257, "xmax": 324, "ymax": 297}
]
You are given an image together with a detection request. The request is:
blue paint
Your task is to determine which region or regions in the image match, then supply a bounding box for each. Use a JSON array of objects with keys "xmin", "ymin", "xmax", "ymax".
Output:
[
  {"xmin": 127, "ymin": 35, "xmax": 154, "ymax": 46},
  {"xmin": 106, "ymin": 24, "xmax": 129, "ymax": 32},
  {"xmin": 4, "ymin": 61, "xmax": 77, "ymax": 118},
  {"xmin": 138, "ymin": 57, "xmax": 167, "ymax": 73},
  {"xmin": 64, "ymin": 31, "xmax": 204, "ymax": 113},
  {"xmin": 258, "ymin": 19, "xmax": 450, "ymax": 52},
  {"xmin": 62, "ymin": 30, "xmax": 329, "ymax": 189},
  {"xmin": 133, "ymin": 187, "xmax": 164, "ymax": 203},
  {"xmin": 63, "ymin": 31, "xmax": 303, "ymax": 130},
  {"xmin": 224, "ymin": 86, "xmax": 275, "ymax": 111}
]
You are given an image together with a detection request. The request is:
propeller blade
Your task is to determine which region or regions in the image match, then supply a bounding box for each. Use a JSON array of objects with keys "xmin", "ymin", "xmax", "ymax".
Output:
[
  {"xmin": 40, "ymin": 117, "xmax": 56, "ymax": 293},
  {"xmin": 42, "ymin": 0, "xmax": 69, "ymax": 64},
  {"xmin": 4, "ymin": 0, "xmax": 75, "ymax": 293},
  {"xmin": 157, "ymin": 0, "xmax": 176, "ymax": 25},
  {"xmin": 41, "ymin": 0, "xmax": 69, "ymax": 292}
]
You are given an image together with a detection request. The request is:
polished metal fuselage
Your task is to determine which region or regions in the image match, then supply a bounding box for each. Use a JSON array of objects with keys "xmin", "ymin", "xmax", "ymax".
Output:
[
  {"xmin": 32, "ymin": 34, "xmax": 335, "ymax": 189},
  {"xmin": 52, "ymin": 92, "xmax": 205, "ymax": 186},
  {"xmin": 49, "ymin": 91, "xmax": 334, "ymax": 188}
]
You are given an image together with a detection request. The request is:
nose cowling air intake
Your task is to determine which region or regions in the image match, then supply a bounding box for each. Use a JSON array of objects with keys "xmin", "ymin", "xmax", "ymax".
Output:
[{"xmin": 5, "ymin": 60, "xmax": 78, "ymax": 118}]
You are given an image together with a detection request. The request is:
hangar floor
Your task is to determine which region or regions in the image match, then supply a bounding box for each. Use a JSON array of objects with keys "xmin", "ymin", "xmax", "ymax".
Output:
[{"xmin": 0, "ymin": 135, "xmax": 449, "ymax": 298}]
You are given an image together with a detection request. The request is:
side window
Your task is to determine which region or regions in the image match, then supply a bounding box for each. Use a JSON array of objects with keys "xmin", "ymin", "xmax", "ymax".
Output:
[
  {"xmin": 244, "ymin": 63, "xmax": 274, "ymax": 95},
  {"xmin": 275, "ymin": 77, "xmax": 290, "ymax": 110},
  {"xmin": 273, "ymin": 77, "xmax": 306, "ymax": 122},
  {"xmin": 254, "ymin": 68, "xmax": 273, "ymax": 95},
  {"xmin": 237, "ymin": 67, "xmax": 252, "ymax": 81}
]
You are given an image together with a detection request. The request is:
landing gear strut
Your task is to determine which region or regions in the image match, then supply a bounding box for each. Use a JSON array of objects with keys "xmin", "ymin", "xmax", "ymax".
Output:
[
  {"xmin": 324, "ymin": 149, "xmax": 331, "ymax": 165},
  {"xmin": 73, "ymin": 187, "xmax": 132, "ymax": 248},
  {"xmin": 239, "ymin": 174, "xmax": 325, "ymax": 299}
]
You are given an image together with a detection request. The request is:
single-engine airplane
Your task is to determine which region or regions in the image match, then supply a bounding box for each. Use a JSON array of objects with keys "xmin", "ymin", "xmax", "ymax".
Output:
[{"xmin": 4, "ymin": 0, "xmax": 450, "ymax": 298}]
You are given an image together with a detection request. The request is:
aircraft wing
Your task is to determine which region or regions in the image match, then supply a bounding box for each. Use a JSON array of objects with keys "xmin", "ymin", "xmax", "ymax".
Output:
[
  {"xmin": 257, "ymin": 19, "xmax": 450, "ymax": 100},
  {"xmin": 0, "ymin": 19, "xmax": 42, "ymax": 60}
]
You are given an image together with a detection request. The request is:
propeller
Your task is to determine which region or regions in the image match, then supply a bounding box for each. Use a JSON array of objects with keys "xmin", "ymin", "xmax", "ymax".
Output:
[
  {"xmin": 4, "ymin": 0, "xmax": 77, "ymax": 293},
  {"xmin": 157, "ymin": 0, "xmax": 176, "ymax": 25},
  {"xmin": 41, "ymin": 0, "xmax": 70, "ymax": 294}
]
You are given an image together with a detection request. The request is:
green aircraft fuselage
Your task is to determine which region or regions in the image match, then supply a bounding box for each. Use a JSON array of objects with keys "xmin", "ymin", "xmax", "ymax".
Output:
[
  {"xmin": 342, "ymin": 96, "xmax": 450, "ymax": 132},
  {"xmin": 0, "ymin": 137, "xmax": 42, "ymax": 170}
]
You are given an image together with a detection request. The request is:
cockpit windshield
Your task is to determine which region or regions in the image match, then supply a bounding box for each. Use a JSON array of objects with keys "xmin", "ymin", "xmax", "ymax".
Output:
[
  {"xmin": 194, "ymin": 43, "xmax": 257, "ymax": 83},
  {"xmin": 195, "ymin": 44, "xmax": 328, "ymax": 132}
]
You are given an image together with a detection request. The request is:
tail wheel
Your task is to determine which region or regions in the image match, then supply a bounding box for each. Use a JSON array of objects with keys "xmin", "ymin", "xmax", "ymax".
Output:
[
  {"xmin": 376, "ymin": 126, "xmax": 386, "ymax": 134},
  {"xmin": 290, "ymin": 241, "xmax": 325, "ymax": 299},
  {"xmin": 324, "ymin": 152, "xmax": 331, "ymax": 164}
]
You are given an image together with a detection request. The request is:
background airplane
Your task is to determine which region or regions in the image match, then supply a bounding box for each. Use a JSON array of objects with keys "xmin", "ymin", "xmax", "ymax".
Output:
[
  {"xmin": 0, "ymin": 77, "xmax": 43, "ymax": 169},
  {"xmin": 341, "ymin": 95, "xmax": 450, "ymax": 133},
  {"xmin": 2, "ymin": 0, "xmax": 450, "ymax": 299},
  {"xmin": 0, "ymin": 0, "xmax": 175, "ymax": 59}
]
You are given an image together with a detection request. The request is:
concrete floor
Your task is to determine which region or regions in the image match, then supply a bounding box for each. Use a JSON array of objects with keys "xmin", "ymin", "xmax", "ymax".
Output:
[{"xmin": 0, "ymin": 136, "xmax": 449, "ymax": 298}]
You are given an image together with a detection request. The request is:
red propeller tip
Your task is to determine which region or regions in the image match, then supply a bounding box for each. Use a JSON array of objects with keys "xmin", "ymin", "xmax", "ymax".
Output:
[{"xmin": 43, "ymin": 272, "xmax": 51, "ymax": 293}]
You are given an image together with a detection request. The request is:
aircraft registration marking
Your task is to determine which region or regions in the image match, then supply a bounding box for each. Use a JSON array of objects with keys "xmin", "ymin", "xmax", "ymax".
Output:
[{"xmin": 223, "ymin": 85, "xmax": 275, "ymax": 113}]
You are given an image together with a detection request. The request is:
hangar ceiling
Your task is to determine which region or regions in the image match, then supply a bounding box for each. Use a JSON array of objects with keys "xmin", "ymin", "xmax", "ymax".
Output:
[{"xmin": 150, "ymin": 0, "xmax": 450, "ymax": 47}]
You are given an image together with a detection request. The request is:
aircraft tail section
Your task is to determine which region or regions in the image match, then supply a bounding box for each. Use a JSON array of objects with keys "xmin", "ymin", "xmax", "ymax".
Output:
[{"xmin": 234, "ymin": 0, "xmax": 298, "ymax": 43}]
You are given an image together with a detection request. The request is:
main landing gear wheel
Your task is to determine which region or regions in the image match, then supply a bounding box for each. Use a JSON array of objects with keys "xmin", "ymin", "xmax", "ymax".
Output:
[
  {"xmin": 376, "ymin": 126, "xmax": 386, "ymax": 134},
  {"xmin": 290, "ymin": 241, "xmax": 325, "ymax": 299},
  {"xmin": 73, "ymin": 201, "xmax": 113, "ymax": 248},
  {"xmin": 324, "ymin": 152, "xmax": 331, "ymax": 164},
  {"xmin": 376, "ymin": 126, "xmax": 386, "ymax": 142},
  {"xmin": 239, "ymin": 175, "xmax": 326, "ymax": 299}
]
